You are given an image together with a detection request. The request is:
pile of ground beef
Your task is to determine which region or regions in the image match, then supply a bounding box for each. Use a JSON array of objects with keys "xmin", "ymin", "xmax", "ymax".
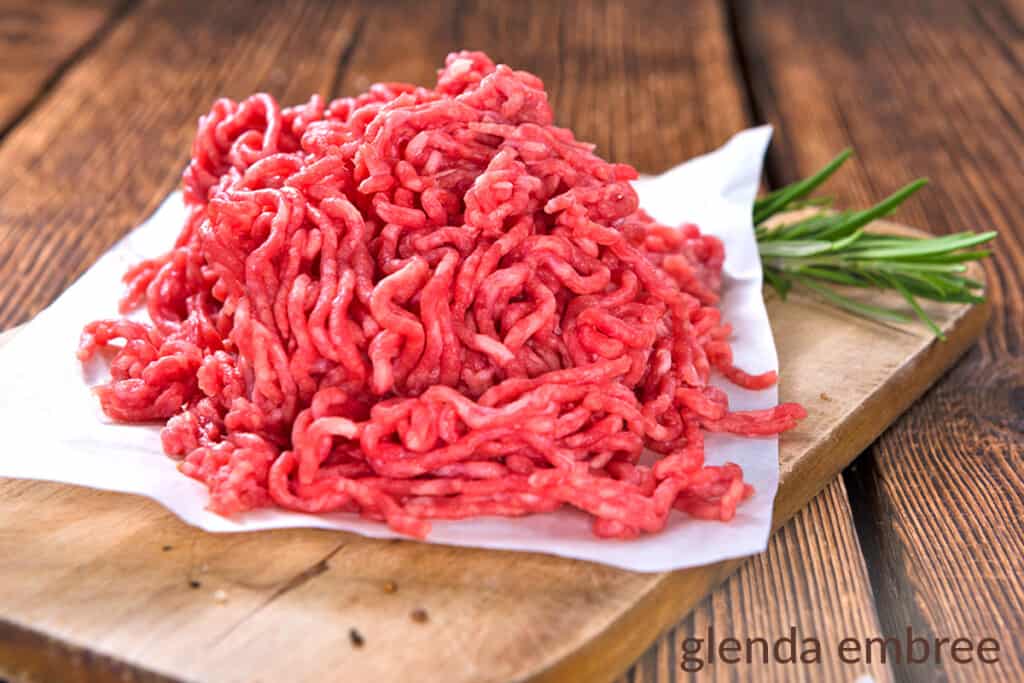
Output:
[{"xmin": 79, "ymin": 51, "xmax": 804, "ymax": 539}]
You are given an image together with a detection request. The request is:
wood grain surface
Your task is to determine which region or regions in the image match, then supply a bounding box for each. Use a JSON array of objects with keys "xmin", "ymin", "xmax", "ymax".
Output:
[
  {"xmin": 734, "ymin": 1, "xmax": 1024, "ymax": 680},
  {"xmin": 619, "ymin": 478, "xmax": 895, "ymax": 683},
  {"xmin": 0, "ymin": 1, "xmax": 1016, "ymax": 682},
  {"xmin": 0, "ymin": 0, "xmax": 129, "ymax": 134}
]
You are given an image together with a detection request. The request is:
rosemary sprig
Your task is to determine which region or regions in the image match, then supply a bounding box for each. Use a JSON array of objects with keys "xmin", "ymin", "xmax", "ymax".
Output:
[{"xmin": 754, "ymin": 151, "xmax": 996, "ymax": 339}]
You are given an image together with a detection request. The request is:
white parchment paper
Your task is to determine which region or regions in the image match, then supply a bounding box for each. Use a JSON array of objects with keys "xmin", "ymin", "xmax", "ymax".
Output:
[{"xmin": 0, "ymin": 126, "xmax": 775, "ymax": 572}]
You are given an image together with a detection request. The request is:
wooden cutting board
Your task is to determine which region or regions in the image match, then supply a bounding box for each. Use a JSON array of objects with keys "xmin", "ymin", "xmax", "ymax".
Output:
[{"xmin": 0, "ymin": 220, "xmax": 987, "ymax": 683}]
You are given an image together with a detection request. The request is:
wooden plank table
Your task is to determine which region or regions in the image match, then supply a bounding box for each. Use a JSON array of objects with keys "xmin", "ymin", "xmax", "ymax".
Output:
[{"xmin": 0, "ymin": 1, "xmax": 1020, "ymax": 681}]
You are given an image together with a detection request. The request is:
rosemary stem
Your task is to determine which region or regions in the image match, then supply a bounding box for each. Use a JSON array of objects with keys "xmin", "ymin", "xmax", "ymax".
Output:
[{"xmin": 753, "ymin": 150, "xmax": 995, "ymax": 337}]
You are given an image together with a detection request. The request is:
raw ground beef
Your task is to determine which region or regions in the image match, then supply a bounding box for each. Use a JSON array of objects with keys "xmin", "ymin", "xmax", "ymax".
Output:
[{"xmin": 79, "ymin": 51, "xmax": 805, "ymax": 539}]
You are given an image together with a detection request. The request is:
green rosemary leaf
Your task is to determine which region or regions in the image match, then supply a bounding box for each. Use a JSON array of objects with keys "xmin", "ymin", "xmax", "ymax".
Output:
[
  {"xmin": 847, "ymin": 231, "xmax": 997, "ymax": 259},
  {"xmin": 753, "ymin": 149, "xmax": 852, "ymax": 225},
  {"xmin": 883, "ymin": 273, "xmax": 945, "ymax": 339},
  {"xmin": 827, "ymin": 229, "xmax": 865, "ymax": 252},
  {"xmin": 897, "ymin": 250, "xmax": 991, "ymax": 264},
  {"xmin": 762, "ymin": 268, "xmax": 791, "ymax": 299},
  {"xmin": 763, "ymin": 213, "xmax": 845, "ymax": 242},
  {"xmin": 815, "ymin": 179, "xmax": 928, "ymax": 240},
  {"xmin": 792, "ymin": 275, "xmax": 913, "ymax": 323},
  {"xmin": 960, "ymin": 276, "xmax": 986, "ymax": 290},
  {"xmin": 757, "ymin": 240, "xmax": 836, "ymax": 258},
  {"xmin": 792, "ymin": 266, "xmax": 869, "ymax": 287}
]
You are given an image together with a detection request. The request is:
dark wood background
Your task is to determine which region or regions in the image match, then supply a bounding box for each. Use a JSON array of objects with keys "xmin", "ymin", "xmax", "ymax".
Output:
[{"xmin": 0, "ymin": 1, "xmax": 1021, "ymax": 681}]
